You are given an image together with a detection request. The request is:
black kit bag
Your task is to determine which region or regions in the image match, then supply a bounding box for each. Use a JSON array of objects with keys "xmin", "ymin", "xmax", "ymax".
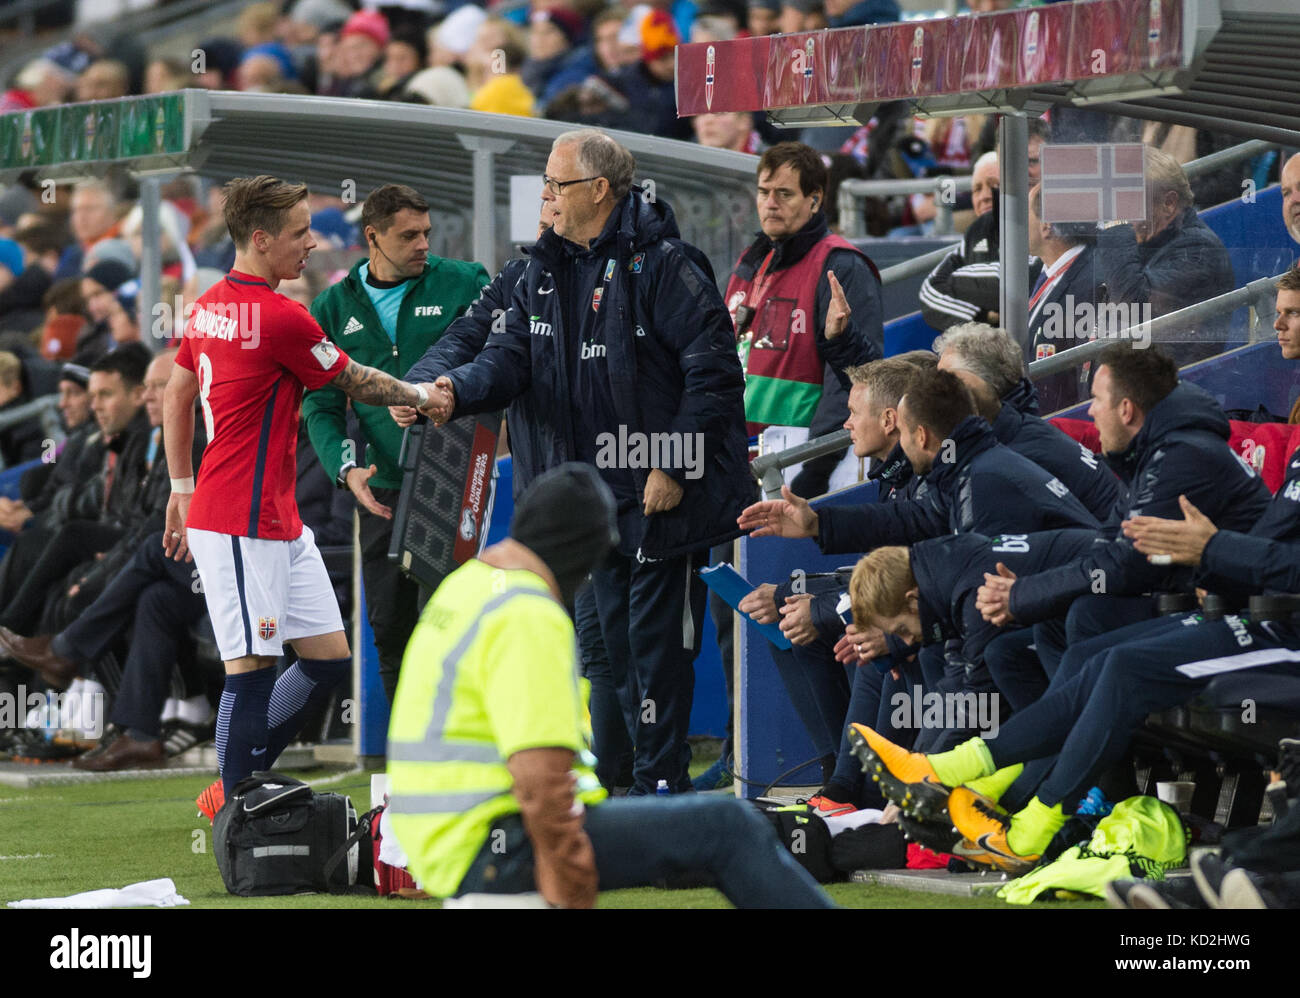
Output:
[
  {"xmin": 213, "ymin": 771, "xmax": 377, "ymax": 896},
  {"xmin": 759, "ymin": 804, "xmax": 840, "ymax": 883}
]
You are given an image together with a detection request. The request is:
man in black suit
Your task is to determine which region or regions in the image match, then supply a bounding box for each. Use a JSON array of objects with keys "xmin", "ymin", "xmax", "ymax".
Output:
[{"xmin": 1025, "ymin": 183, "xmax": 1106, "ymax": 413}]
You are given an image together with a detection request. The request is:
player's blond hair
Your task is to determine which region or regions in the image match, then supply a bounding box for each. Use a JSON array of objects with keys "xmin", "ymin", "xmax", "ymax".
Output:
[{"xmin": 849, "ymin": 546, "xmax": 915, "ymax": 630}]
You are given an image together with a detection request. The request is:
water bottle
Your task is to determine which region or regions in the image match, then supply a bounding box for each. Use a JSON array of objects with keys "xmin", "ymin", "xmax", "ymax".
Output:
[{"xmin": 655, "ymin": 779, "xmax": 669, "ymax": 796}]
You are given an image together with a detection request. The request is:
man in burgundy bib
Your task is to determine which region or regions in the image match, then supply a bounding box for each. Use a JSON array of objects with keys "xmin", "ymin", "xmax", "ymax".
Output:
[{"xmin": 725, "ymin": 141, "xmax": 883, "ymax": 440}]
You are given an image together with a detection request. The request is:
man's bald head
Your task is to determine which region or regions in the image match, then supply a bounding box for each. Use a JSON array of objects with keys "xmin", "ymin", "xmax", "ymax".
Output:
[{"xmin": 1282, "ymin": 152, "xmax": 1300, "ymax": 245}]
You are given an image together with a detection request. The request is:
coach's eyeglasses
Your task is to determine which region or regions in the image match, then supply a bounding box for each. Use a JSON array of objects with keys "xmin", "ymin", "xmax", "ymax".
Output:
[{"xmin": 543, "ymin": 174, "xmax": 600, "ymax": 196}]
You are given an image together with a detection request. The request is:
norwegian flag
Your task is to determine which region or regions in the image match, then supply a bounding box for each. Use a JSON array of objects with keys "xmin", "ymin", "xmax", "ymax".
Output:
[{"xmin": 1040, "ymin": 144, "xmax": 1146, "ymax": 224}]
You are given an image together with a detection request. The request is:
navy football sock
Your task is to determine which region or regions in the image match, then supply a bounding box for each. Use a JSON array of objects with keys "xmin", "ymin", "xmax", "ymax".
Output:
[
  {"xmin": 266, "ymin": 657, "xmax": 350, "ymax": 763},
  {"xmin": 217, "ymin": 668, "xmax": 275, "ymax": 796}
]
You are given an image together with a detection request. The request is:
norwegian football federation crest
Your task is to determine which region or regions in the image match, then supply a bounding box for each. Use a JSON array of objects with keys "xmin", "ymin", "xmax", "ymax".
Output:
[
  {"xmin": 1148, "ymin": 0, "xmax": 1163, "ymax": 67},
  {"xmin": 592, "ymin": 287, "xmax": 603, "ymax": 312},
  {"xmin": 459, "ymin": 506, "xmax": 477, "ymax": 541},
  {"xmin": 258, "ymin": 616, "xmax": 277, "ymax": 641},
  {"xmin": 802, "ymin": 39, "xmax": 815, "ymax": 101},
  {"xmin": 910, "ymin": 27, "xmax": 924, "ymax": 94},
  {"xmin": 705, "ymin": 45, "xmax": 715, "ymax": 111}
]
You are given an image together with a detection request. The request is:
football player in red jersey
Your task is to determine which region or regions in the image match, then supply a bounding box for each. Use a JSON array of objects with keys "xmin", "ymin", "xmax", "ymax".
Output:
[{"xmin": 162, "ymin": 175, "xmax": 450, "ymax": 813}]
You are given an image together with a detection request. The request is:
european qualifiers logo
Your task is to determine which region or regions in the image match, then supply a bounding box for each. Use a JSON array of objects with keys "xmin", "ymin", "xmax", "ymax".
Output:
[{"xmin": 595, "ymin": 426, "xmax": 705, "ymax": 481}]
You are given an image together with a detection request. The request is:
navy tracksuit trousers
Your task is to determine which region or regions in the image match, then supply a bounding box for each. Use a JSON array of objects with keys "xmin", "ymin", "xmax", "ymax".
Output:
[
  {"xmin": 988, "ymin": 611, "xmax": 1300, "ymax": 812},
  {"xmin": 590, "ymin": 548, "xmax": 708, "ymax": 795}
]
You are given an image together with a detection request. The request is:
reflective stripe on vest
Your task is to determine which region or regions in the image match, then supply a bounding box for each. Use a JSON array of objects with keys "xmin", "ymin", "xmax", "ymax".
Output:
[{"xmin": 387, "ymin": 586, "xmax": 554, "ymax": 770}]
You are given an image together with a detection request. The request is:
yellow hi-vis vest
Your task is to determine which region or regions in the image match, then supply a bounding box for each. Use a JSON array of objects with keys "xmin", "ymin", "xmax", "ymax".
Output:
[{"xmin": 386, "ymin": 559, "xmax": 605, "ymax": 898}]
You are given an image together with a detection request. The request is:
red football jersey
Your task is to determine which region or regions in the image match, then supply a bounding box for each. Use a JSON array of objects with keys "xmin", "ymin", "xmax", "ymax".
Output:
[{"xmin": 177, "ymin": 270, "xmax": 349, "ymax": 540}]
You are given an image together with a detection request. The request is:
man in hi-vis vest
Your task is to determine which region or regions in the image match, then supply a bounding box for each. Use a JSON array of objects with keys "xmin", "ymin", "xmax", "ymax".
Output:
[{"xmin": 387, "ymin": 464, "xmax": 834, "ymax": 908}]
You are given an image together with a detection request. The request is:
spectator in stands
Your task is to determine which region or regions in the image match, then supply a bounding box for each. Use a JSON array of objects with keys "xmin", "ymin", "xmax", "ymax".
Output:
[
  {"xmin": 1, "ymin": 223, "xmax": 59, "ymax": 335},
  {"xmin": 192, "ymin": 37, "xmax": 244, "ymax": 90},
  {"xmin": 919, "ymin": 151, "xmax": 1000, "ymax": 331},
  {"xmin": 54, "ymin": 180, "xmax": 124, "ymax": 281},
  {"xmin": 825, "ymin": 0, "xmax": 899, "ymax": 26},
  {"xmin": 467, "ymin": 19, "xmax": 536, "ymax": 117},
  {"xmin": 374, "ymin": 28, "xmax": 428, "ymax": 99},
  {"xmin": 523, "ymin": 7, "xmax": 587, "ymax": 107},
  {"xmin": 1025, "ymin": 183, "xmax": 1106, "ymax": 408},
  {"xmin": 428, "ymin": 4, "xmax": 487, "ymax": 71},
  {"xmin": 323, "ymin": 8, "xmax": 389, "ymax": 98},
  {"xmin": 1280, "ymin": 152, "xmax": 1300, "ymax": 246},
  {"xmin": 1, "ymin": 58, "xmax": 75, "ymax": 112},
  {"xmin": 1094, "ymin": 146, "xmax": 1234, "ymax": 365},
  {"xmin": 105, "ymin": 280, "xmax": 141, "ymax": 349},
  {"xmin": 778, "ymin": 0, "xmax": 809, "ymax": 34},
  {"xmin": 602, "ymin": 10, "xmax": 688, "ymax": 140},
  {"xmin": 747, "ymin": 0, "xmax": 781, "ymax": 35},
  {"xmin": 0, "ymin": 344, "xmax": 151, "ymax": 634},
  {"xmin": 402, "ymin": 66, "xmax": 472, "ymax": 108},
  {"xmin": 0, "ymin": 351, "xmax": 45, "ymax": 469},
  {"xmin": 0, "ymin": 184, "xmax": 38, "ymax": 239},
  {"xmin": 692, "ymin": 111, "xmax": 763, "ymax": 154},
  {"xmin": 237, "ymin": 51, "xmax": 288, "ymax": 92},
  {"xmin": 690, "ymin": 4, "xmax": 740, "ymax": 42},
  {"xmin": 37, "ymin": 278, "xmax": 86, "ymax": 363},
  {"xmin": 144, "ymin": 57, "xmax": 189, "ymax": 94},
  {"xmin": 588, "ymin": 9, "xmax": 631, "ymax": 73},
  {"xmin": 77, "ymin": 259, "xmax": 135, "ymax": 359},
  {"xmin": 934, "ymin": 323, "xmax": 1121, "ymax": 524},
  {"xmin": 75, "ymin": 59, "xmax": 130, "ymax": 102},
  {"xmin": 0, "ymin": 357, "xmax": 96, "ymax": 536},
  {"xmin": 237, "ymin": 1, "xmax": 283, "ymax": 50}
]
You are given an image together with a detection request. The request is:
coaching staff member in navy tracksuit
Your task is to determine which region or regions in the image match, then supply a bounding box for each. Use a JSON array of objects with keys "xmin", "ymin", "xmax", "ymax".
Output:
[{"xmin": 423, "ymin": 129, "xmax": 752, "ymax": 796}]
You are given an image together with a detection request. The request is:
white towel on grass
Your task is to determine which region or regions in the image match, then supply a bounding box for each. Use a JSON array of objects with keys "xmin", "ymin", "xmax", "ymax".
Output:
[{"xmin": 8, "ymin": 877, "xmax": 189, "ymax": 909}]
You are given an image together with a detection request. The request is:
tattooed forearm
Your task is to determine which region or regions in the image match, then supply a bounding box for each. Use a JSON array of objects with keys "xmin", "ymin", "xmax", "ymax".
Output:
[{"xmin": 331, "ymin": 360, "xmax": 422, "ymax": 407}]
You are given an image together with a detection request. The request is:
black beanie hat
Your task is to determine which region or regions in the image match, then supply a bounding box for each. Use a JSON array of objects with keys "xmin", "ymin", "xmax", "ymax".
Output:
[
  {"xmin": 510, "ymin": 463, "xmax": 619, "ymax": 607},
  {"xmin": 84, "ymin": 259, "xmax": 134, "ymax": 294}
]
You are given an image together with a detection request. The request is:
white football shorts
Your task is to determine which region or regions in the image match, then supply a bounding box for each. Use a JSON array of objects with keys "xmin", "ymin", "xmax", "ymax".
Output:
[{"xmin": 187, "ymin": 525, "xmax": 344, "ymax": 661}]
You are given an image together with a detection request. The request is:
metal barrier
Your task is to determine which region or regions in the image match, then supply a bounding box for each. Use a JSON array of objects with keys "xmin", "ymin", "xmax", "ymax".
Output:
[
  {"xmin": 1026, "ymin": 270, "xmax": 1286, "ymax": 378},
  {"xmin": 0, "ymin": 395, "xmax": 62, "ymax": 470},
  {"xmin": 750, "ymin": 268, "xmax": 1288, "ymax": 499},
  {"xmin": 1182, "ymin": 139, "xmax": 1277, "ymax": 180},
  {"xmin": 838, "ymin": 174, "xmax": 973, "ymax": 239}
]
